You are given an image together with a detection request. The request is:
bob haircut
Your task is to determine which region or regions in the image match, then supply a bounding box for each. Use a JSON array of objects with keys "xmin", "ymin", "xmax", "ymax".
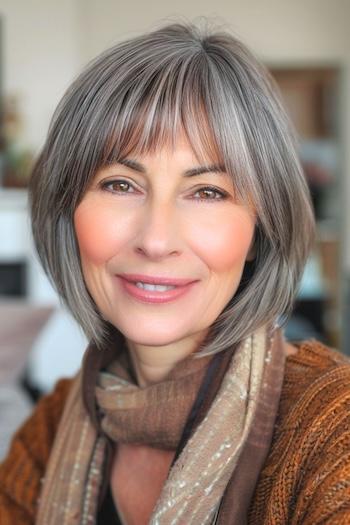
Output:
[{"xmin": 29, "ymin": 22, "xmax": 315, "ymax": 355}]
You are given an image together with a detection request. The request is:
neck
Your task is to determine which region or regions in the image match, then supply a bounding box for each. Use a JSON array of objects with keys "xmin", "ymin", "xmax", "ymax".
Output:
[{"xmin": 125, "ymin": 332, "xmax": 208, "ymax": 387}]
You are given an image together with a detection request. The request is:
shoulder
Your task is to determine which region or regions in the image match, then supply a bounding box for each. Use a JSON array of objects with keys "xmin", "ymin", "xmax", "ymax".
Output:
[
  {"xmin": 275, "ymin": 339, "xmax": 350, "ymax": 459},
  {"xmin": 285, "ymin": 338, "xmax": 350, "ymax": 373},
  {"xmin": 250, "ymin": 340, "xmax": 350, "ymax": 524},
  {"xmin": 0, "ymin": 377, "xmax": 74, "ymax": 524},
  {"xmin": 276, "ymin": 339, "xmax": 350, "ymax": 469},
  {"xmin": 278, "ymin": 339, "xmax": 350, "ymax": 428}
]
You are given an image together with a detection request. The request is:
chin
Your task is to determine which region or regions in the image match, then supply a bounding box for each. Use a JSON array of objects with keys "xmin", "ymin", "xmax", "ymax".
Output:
[{"xmin": 115, "ymin": 323, "xmax": 191, "ymax": 348}]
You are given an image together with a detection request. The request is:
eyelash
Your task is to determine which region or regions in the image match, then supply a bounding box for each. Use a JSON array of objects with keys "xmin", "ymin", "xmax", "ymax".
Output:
[{"xmin": 100, "ymin": 179, "xmax": 229, "ymax": 202}]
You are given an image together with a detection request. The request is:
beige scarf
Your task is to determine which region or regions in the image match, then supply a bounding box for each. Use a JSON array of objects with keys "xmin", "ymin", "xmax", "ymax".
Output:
[{"xmin": 36, "ymin": 325, "xmax": 285, "ymax": 524}]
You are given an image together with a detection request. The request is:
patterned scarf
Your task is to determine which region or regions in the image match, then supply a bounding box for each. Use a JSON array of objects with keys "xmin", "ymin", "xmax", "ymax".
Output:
[{"xmin": 36, "ymin": 325, "xmax": 285, "ymax": 524}]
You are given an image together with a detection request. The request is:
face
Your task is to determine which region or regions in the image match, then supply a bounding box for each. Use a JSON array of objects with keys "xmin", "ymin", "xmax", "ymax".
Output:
[{"xmin": 74, "ymin": 132, "xmax": 256, "ymax": 350}]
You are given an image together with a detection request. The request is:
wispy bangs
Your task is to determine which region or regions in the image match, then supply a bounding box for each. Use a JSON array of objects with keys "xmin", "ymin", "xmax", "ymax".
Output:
[{"xmin": 101, "ymin": 54, "xmax": 223, "ymax": 172}]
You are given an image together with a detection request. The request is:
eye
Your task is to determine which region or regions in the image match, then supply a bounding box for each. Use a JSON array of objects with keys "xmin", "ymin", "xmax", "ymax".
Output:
[
  {"xmin": 192, "ymin": 186, "xmax": 229, "ymax": 201},
  {"xmin": 100, "ymin": 179, "xmax": 137, "ymax": 194},
  {"xmin": 98, "ymin": 179, "xmax": 229, "ymax": 201}
]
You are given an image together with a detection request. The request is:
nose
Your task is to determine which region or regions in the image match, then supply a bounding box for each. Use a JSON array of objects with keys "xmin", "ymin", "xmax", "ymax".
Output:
[{"xmin": 134, "ymin": 200, "xmax": 181, "ymax": 261}]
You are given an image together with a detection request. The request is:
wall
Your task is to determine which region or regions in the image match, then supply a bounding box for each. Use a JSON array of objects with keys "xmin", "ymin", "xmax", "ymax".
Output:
[
  {"xmin": 78, "ymin": 0, "xmax": 350, "ymax": 63},
  {"xmin": 0, "ymin": 0, "xmax": 80, "ymax": 152}
]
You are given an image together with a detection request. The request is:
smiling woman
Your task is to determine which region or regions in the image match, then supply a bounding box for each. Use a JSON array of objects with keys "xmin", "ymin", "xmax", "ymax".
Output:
[
  {"xmin": 1, "ymin": 21, "xmax": 350, "ymax": 525},
  {"xmin": 28, "ymin": 23, "xmax": 313, "ymax": 356}
]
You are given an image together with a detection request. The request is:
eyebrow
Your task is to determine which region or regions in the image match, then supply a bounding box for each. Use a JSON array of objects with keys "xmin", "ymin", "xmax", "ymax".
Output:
[{"xmin": 117, "ymin": 158, "xmax": 227, "ymax": 177}]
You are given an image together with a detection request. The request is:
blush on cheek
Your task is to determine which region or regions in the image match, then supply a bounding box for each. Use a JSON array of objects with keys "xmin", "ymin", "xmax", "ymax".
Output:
[
  {"xmin": 191, "ymin": 217, "xmax": 255, "ymax": 272},
  {"xmin": 74, "ymin": 202, "xmax": 127, "ymax": 265}
]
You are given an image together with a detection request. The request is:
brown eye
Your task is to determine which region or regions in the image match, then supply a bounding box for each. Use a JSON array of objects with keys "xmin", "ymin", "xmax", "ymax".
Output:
[
  {"xmin": 193, "ymin": 186, "xmax": 227, "ymax": 201},
  {"xmin": 101, "ymin": 179, "xmax": 135, "ymax": 194}
]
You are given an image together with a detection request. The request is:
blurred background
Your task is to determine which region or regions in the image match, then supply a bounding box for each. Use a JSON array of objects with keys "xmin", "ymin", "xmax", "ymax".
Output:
[{"xmin": 0, "ymin": 0, "xmax": 349, "ymax": 458}]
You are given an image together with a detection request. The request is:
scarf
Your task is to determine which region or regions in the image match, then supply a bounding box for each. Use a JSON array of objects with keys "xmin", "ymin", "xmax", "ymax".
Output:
[{"xmin": 36, "ymin": 325, "xmax": 285, "ymax": 524}]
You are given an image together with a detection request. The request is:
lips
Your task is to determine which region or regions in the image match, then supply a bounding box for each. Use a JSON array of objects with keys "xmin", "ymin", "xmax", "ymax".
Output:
[
  {"xmin": 117, "ymin": 273, "xmax": 197, "ymax": 287},
  {"xmin": 116, "ymin": 274, "xmax": 198, "ymax": 304}
]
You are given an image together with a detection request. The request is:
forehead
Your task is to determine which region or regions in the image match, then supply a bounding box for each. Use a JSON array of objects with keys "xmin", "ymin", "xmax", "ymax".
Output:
[
  {"xmin": 127, "ymin": 130, "xmax": 218, "ymax": 164},
  {"xmin": 105, "ymin": 121, "xmax": 223, "ymax": 172}
]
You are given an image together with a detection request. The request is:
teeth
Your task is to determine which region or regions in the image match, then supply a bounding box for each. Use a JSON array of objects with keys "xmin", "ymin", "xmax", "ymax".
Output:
[{"xmin": 135, "ymin": 282, "xmax": 176, "ymax": 291}]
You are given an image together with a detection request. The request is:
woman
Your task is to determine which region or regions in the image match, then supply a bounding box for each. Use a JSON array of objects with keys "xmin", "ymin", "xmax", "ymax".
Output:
[{"xmin": 1, "ymin": 22, "xmax": 350, "ymax": 525}]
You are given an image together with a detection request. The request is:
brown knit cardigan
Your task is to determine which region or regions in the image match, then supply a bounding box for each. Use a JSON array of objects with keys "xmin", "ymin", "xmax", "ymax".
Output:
[{"xmin": 1, "ymin": 340, "xmax": 350, "ymax": 524}]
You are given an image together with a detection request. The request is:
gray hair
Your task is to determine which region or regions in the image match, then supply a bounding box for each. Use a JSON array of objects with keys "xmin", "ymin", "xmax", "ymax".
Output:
[{"xmin": 29, "ymin": 22, "xmax": 315, "ymax": 354}]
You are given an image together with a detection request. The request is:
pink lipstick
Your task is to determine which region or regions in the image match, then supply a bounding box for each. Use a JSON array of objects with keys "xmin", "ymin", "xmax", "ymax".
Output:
[{"xmin": 117, "ymin": 274, "xmax": 198, "ymax": 304}]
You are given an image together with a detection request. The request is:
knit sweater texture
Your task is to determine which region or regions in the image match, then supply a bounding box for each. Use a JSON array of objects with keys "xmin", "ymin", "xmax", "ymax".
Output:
[{"xmin": 1, "ymin": 340, "xmax": 350, "ymax": 524}]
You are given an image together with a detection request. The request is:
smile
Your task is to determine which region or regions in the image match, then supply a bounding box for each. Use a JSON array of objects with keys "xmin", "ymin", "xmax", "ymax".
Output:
[{"xmin": 117, "ymin": 276, "xmax": 197, "ymax": 304}]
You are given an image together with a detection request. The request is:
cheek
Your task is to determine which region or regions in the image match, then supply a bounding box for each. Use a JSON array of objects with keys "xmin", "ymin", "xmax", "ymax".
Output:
[
  {"xmin": 74, "ymin": 200, "xmax": 130, "ymax": 265},
  {"xmin": 189, "ymin": 210, "xmax": 255, "ymax": 272}
]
